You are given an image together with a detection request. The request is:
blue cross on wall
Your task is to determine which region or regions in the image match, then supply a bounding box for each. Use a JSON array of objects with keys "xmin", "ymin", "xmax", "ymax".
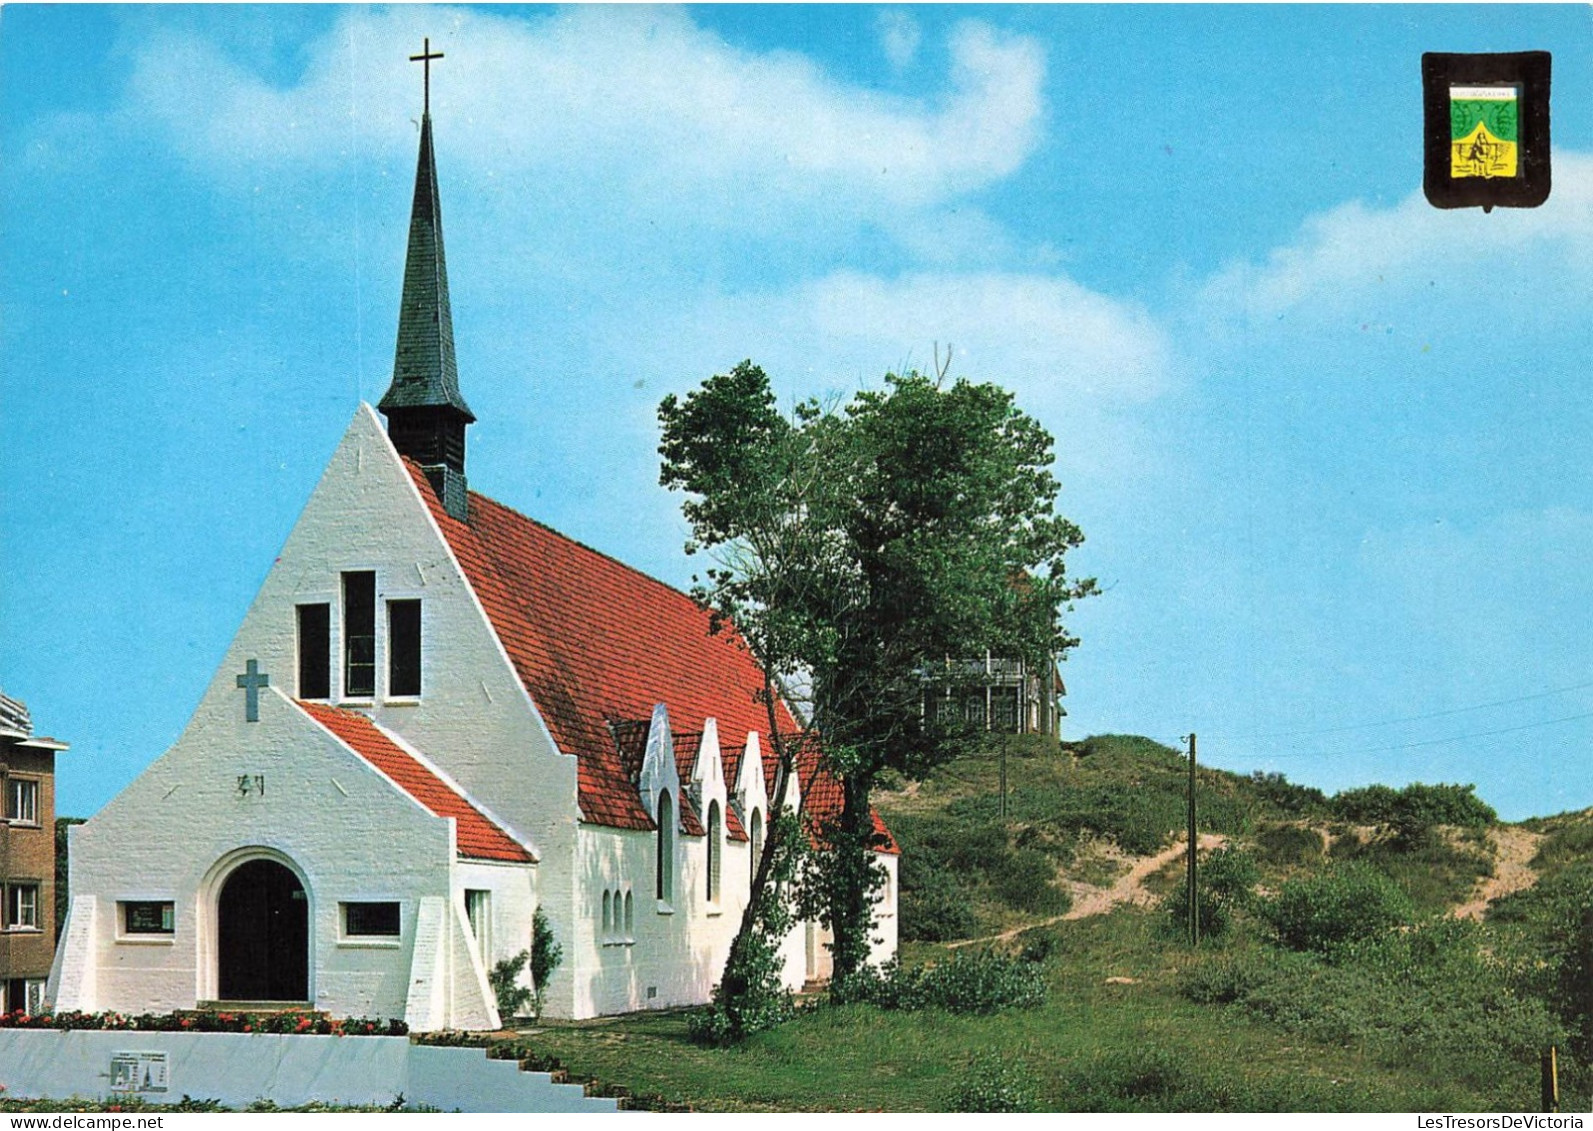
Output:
[{"xmin": 235, "ymin": 659, "xmax": 270, "ymax": 723}]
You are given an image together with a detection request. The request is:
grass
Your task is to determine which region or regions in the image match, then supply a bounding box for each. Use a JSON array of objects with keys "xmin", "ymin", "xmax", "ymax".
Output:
[{"xmin": 521, "ymin": 911, "xmax": 1518, "ymax": 1111}]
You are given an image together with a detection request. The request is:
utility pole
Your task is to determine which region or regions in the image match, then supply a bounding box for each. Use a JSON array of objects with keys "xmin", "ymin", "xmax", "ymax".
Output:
[
  {"xmin": 999, "ymin": 737, "xmax": 1008, "ymax": 818},
  {"xmin": 1187, "ymin": 732, "xmax": 1198, "ymax": 946}
]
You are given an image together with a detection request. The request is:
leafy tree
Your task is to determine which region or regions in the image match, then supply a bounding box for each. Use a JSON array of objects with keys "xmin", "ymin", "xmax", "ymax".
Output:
[
  {"xmin": 56, "ymin": 816, "xmax": 85, "ymax": 937},
  {"xmin": 529, "ymin": 906, "xmax": 563, "ymax": 1019},
  {"xmin": 659, "ymin": 359, "xmax": 1094, "ymax": 1007}
]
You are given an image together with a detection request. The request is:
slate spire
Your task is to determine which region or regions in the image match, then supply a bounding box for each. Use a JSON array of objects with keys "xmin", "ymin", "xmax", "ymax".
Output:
[{"xmin": 380, "ymin": 55, "xmax": 475, "ymax": 523}]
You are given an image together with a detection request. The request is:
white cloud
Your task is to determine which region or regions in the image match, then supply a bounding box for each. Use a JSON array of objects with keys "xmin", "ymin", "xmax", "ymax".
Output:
[
  {"xmin": 124, "ymin": 7, "xmax": 1043, "ymax": 214},
  {"xmin": 878, "ymin": 10, "xmax": 922, "ymax": 71},
  {"xmin": 1199, "ymin": 152, "xmax": 1593, "ymax": 325}
]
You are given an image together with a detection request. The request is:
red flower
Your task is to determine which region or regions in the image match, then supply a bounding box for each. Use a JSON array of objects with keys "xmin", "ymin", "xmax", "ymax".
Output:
[{"xmin": 180, "ymin": 1018, "xmax": 192, "ymax": 1028}]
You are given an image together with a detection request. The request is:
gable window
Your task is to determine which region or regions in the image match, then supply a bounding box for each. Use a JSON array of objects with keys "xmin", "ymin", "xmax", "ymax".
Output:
[
  {"xmin": 296, "ymin": 603, "xmax": 331, "ymax": 699},
  {"xmin": 388, "ymin": 600, "xmax": 422, "ymax": 697},
  {"xmin": 706, "ymin": 801, "xmax": 722, "ymax": 905},
  {"xmin": 6, "ymin": 778, "xmax": 38, "ymax": 825},
  {"xmin": 342, "ymin": 901, "xmax": 400, "ymax": 938},
  {"xmin": 749, "ymin": 810, "xmax": 764, "ymax": 889},
  {"xmin": 343, "ymin": 572, "xmax": 376, "ymax": 698},
  {"xmin": 122, "ymin": 900, "xmax": 175, "ymax": 935},
  {"xmin": 656, "ymin": 791, "xmax": 674, "ymax": 905},
  {"xmin": 4, "ymin": 884, "xmax": 38, "ymax": 930}
]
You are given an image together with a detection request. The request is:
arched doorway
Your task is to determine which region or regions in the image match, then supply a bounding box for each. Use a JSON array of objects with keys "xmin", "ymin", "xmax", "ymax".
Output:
[{"xmin": 217, "ymin": 858, "xmax": 309, "ymax": 1002}]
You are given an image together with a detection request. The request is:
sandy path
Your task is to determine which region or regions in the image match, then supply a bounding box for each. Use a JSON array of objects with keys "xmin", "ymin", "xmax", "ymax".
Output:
[
  {"xmin": 948, "ymin": 832, "xmax": 1227, "ymax": 949},
  {"xmin": 1453, "ymin": 825, "xmax": 1542, "ymax": 920}
]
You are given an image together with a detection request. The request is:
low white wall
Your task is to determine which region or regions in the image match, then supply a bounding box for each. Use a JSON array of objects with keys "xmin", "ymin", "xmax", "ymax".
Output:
[{"xmin": 0, "ymin": 1030, "xmax": 617, "ymax": 1113}]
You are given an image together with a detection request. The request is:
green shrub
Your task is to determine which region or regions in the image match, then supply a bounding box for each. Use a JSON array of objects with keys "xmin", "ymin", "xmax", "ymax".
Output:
[
  {"xmin": 489, "ymin": 951, "xmax": 534, "ymax": 1021},
  {"xmin": 1222, "ymin": 919, "xmax": 1563, "ymax": 1105},
  {"xmin": 1161, "ymin": 846, "xmax": 1259, "ymax": 939},
  {"xmin": 991, "ymin": 848, "xmax": 1070, "ymax": 914},
  {"xmin": 1254, "ymin": 823, "xmax": 1324, "ymax": 867},
  {"xmin": 1331, "ymin": 782, "xmax": 1495, "ymax": 832},
  {"xmin": 1262, "ymin": 863, "xmax": 1414, "ymax": 953},
  {"xmin": 850, "ymin": 949, "xmax": 1046, "ymax": 1014},
  {"xmin": 1247, "ymin": 772, "xmax": 1329, "ymax": 816},
  {"xmin": 901, "ymin": 886, "xmax": 979, "ymax": 942},
  {"xmin": 1531, "ymin": 820, "xmax": 1593, "ymax": 876},
  {"xmin": 529, "ymin": 907, "xmax": 563, "ymax": 1017},
  {"xmin": 1017, "ymin": 929, "xmax": 1059, "ymax": 964},
  {"xmin": 1330, "ymin": 826, "xmax": 1493, "ymax": 913},
  {"xmin": 946, "ymin": 1051, "xmax": 1036, "ymax": 1112}
]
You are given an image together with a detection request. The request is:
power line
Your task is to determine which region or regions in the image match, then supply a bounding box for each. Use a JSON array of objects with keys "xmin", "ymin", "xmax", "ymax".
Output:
[
  {"xmin": 1207, "ymin": 677, "xmax": 1593, "ymax": 742},
  {"xmin": 1223, "ymin": 707, "xmax": 1593, "ymax": 762}
]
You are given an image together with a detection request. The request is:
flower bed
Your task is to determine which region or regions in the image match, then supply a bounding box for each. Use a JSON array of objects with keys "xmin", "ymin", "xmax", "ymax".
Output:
[{"xmin": 0, "ymin": 1009, "xmax": 407, "ymax": 1037}]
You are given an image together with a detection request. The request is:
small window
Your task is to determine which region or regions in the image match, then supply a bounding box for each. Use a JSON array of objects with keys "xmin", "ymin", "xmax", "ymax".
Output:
[
  {"xmin": 5, "ymin": 779, "xmax": 37, "ymax": 825},
  {"xmin": 465, "ymin": 889, "xmax": 491, "ymax": 962},
  {"xmin": 388, "ymin": 600, "xmax": 422, "ymax": 697},
  {"xmin": 343, "ymin": 571, "xmax": 376, "ymax": 698},
  {"xmin": 749, "ymin": 809, "xmax": 764, "ymax": 888},
  {"xmin": 656, "ymin": 791, "xmax": 674, "ymax": 904},
  {"xmin": 4, "ymin": 978, "xmax": 44, "ymax": 1015},
  {"xmin": 707, "ymin": 801, "xmax": 722, "ymax": 904},
  {"xmin": 297, "ymin": 604, "xmax": 331, "ymax": 699},
  {"xmin": 601, "ymin": 890, "xmax": 612, "ymax": 934},
  {"xmin": 623, "ymin": 891, "xmax": 634, "ymax": 936},
  {"xmin": 122, "ymin": 901, "xmax": 175, "ymax": 935},
  {"xmin": 5, "ymin": 884, "xmax": 39, "ymax": 930},
  {"xmin": 342, "ymin": 901, "xmax": 400, "ymax": 937}
]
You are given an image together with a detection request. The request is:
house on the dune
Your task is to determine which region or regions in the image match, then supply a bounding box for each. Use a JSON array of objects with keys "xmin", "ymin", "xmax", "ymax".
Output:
[{"xmin": 47, "ymin": 70, "xmax": 897, "ymax": 1029}]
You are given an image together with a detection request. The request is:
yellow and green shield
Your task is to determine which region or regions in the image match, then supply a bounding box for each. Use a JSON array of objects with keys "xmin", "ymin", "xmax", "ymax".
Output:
[{"xmin": 1450, "ymin": 85, "xmax": 1518, "ymax": 179}]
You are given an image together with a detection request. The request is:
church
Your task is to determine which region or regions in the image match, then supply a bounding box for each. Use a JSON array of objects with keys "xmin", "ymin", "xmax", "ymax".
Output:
[{"xmin": 46, "ymin": 52, "xmax": 897, "ymax": 1029}]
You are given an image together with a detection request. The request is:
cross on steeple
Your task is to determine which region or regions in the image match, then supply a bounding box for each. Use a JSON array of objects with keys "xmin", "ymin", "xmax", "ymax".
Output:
[
  {"xmin": 235, "ymin": 658, "xmax": 269, "ymax": 723},
  {"xmin": 410, "ymin": 37, "xmax": 444, "ymax": 117}
]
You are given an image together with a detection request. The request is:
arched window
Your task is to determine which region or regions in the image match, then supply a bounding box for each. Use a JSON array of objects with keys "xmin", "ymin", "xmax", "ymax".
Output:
[
  {"xmin": 656, "ymin": 790, "xmax": 674, "ymax": 903},
  {"xmin": 749, "ymin": 809, "xmax": 764, "ymax": 889},
  {"xmin": 602, "ymin": 890, "xmax": 612, "ymax": 936},
  {"xmin": 707, "ymin": 801, "xmax": 722, "ymax": 903},
  {"xmin": 624, "ymin": 891, "xmax": 634, "ymax": 937}
]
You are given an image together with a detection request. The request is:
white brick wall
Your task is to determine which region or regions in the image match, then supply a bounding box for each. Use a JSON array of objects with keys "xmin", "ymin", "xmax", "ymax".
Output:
[{"xmin": 52, "ymin": 406, "xmax": 897, "ymax": 1027}]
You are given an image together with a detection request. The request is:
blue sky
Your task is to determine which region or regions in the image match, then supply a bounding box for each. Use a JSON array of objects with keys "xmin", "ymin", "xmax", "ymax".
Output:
[{"xmin": 4, "ymin": 5, "xmax": 1593, "ymax": 822}]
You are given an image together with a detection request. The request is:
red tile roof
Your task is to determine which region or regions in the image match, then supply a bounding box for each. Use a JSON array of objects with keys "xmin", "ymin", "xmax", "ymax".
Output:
[
  {"xmin": 405, "ymin": 461, "xmax": 893, "ymax": 853},
  {"xmin": 299, "ymin": 701, "xmax": 534, "ymax": 863}
]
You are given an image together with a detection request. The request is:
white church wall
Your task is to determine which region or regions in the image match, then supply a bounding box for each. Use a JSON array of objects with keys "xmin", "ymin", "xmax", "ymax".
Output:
[
  {"xmin": 452, "ymin": 859, "xmax": 536, "ymax": 983},
  {"xmin": 199, "ymin": 405, "xmax": 586, "ymax": 1021},
  {"xmin": 58, "ymin": 690, "xmax": 456, "ymax": 1023}
]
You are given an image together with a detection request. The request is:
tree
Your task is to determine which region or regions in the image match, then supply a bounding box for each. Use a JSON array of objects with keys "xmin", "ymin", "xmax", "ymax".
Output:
[{"xmin": 659, "ymin": 360, "xmax": 1094, "ymax": 1014}]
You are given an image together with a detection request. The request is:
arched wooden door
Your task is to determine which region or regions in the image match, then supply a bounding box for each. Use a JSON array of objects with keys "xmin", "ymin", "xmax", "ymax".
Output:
[{"xmin": 217, "ymin": 858, "xmax": 309, "ymax": 1002}]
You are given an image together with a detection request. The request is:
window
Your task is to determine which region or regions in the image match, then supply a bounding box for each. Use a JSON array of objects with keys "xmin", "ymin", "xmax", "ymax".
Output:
[
  {"xmin": 601, "ymin": 890, "xmax": 612, "ymax": 935},
  {"xmin": 749, "ymin": 809, "xmax": 764, "ymax": 888},
  {"xmin": 655, "ymin": 791, "xmax": 674, "ymax": 904},
  {"xmin": 623, "ymin": 891, "xmax": 634, "ymax": 937},
  {"xmin": 343, "ymin": 571, "xmax": 376, "ymax": 698},
  {"xmin": 5, "ymin": 779, "xmax": 37, "ymax": 825},
  {"xmin": 5, "ymin": 884, "xmax": 38, "ymax": 930},
  {"xmin": 342, "ymin": 901, "xmax": 400, "ymax": 937},
  {"xmin": 388, "ymin": 600, "xmax": 422, "ymax": 697},
  {"xmin": 465, "ymin": 889, "xmax": 491, "ymax": 963},
  {"xmin": 4, "ymin": 979, "xmax": 44, "ymax": 1015},
  {"xmin": 706, "ymin": 801, "xmax": 722, "ymax": 904},
  {"xmin": 297, "ymin": 604, "xmax": 331, "ymax": 699},
  {"xmin": 122, "ymin": 901, "xmax": 175, "ymax": 935}
]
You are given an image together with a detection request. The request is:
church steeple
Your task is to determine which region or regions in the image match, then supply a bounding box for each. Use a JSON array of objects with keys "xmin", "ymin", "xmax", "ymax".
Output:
[{"xmin": 380, "ymin": 39, "xmax": 474, "ymax": 523}]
